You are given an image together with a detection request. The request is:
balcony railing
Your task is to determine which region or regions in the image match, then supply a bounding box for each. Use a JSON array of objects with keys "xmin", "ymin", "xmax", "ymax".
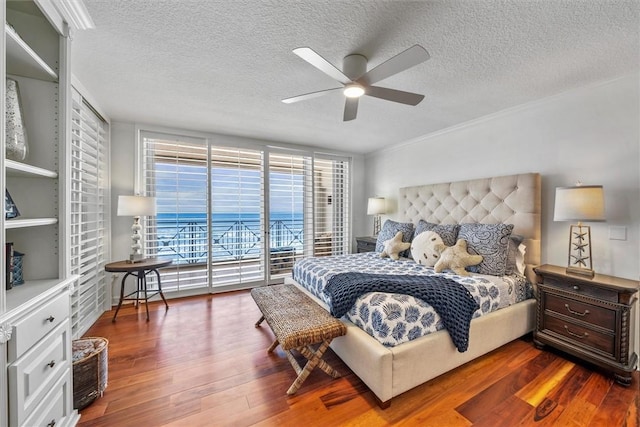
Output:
[{"xmin": 151, "ymin": 218, "xmax": 304, "ymax": 265}]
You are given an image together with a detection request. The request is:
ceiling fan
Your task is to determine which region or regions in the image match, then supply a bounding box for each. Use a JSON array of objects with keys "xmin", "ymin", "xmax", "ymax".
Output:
[{"xmin": 282, "ymin": 45, "xmax": 430, "ymax": 121}]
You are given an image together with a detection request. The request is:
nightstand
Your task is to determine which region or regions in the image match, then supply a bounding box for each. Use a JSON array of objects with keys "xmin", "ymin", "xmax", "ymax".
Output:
[
  {"xmin": 355, "ymin": 236, "xmax": 377, "ymax": 253},
  {"xmin": 534, "ymin": 264, "xmax": 639, "ymax": 385}
]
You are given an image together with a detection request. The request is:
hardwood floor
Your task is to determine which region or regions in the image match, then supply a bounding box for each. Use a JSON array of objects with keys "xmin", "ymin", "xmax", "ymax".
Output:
[{"xmin": 78, "ymin": 291, "xmax": 639, "ymax": 426}]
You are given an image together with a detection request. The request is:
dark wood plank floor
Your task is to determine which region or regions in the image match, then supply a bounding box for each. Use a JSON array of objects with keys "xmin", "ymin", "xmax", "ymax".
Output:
[{"xmin": 78, "ymin": 290, "xmax": 639, "ymax": 426}]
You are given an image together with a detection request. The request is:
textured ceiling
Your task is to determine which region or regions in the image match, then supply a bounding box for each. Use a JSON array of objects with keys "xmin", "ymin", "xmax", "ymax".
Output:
[{"xmin": 71, "ymin": 0, "xmax": 640, "ymax": 154}]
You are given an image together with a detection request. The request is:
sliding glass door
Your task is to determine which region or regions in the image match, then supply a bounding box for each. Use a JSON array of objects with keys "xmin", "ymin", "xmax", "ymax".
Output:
[{"xmin": 140, "ymin": 131, "xmax": 350, "ymax": 295}]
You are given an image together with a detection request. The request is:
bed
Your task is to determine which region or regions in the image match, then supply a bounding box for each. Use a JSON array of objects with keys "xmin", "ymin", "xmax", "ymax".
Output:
[{"xmin": 285, "ymin": 172, "xmax": 541, "ymax": 406}]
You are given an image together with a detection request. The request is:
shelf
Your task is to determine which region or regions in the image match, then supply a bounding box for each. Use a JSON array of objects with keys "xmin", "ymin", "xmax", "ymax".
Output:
[
  {"xmin": 5, "ymin": 23, "xmax": 57, "ymax": 82},
  {"xmin": 5, "ymin": 159, "xmax": 57, "ymax": 178},
  {"xmin": 4, "ymin": 217, "xmax": 57, "ymax": 229},
  {"xmin": 5, "ymin": 276, "xmax": 80, "ymax": 315}
]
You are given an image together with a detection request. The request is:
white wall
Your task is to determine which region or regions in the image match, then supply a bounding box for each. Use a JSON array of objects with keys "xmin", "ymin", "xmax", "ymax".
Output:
[{"xmin": 365, "ymin": 74, "xmax": 639, "ymax": 281}]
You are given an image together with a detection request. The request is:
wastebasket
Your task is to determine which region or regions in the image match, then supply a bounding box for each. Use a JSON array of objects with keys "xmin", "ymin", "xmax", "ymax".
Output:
[{"xmin": 72, "ymin": 337, "xmax": 108, "ymax": 410}]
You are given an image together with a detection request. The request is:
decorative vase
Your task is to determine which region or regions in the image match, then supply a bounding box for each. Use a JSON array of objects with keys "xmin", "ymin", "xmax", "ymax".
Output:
[{"xmin": 5, "ymin": 78, "xmax": 28, "ymax": 161}]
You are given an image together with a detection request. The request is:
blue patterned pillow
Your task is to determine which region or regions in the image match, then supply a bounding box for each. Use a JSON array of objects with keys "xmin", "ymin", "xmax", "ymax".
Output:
[
  {"xmin": 413, "ymin": 220, "xmax": 460, "ymax": 247},
  {"xmin": 375, "ymin": 220, "xmax": 414, "ymax": 257},
  {"xmin": 458, "ymin": 223, "xmax": 514, "ymax": 276}
]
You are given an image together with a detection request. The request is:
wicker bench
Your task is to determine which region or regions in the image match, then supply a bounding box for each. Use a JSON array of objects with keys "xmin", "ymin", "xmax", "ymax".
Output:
[{"xmin": 251, "ymin": 284, "xmax": 347, "ymax": 394}]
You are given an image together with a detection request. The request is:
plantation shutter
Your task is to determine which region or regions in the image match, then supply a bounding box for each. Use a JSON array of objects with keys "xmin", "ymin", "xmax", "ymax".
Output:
[
  {"xmin": 69, "ymin": 88, "xmax": 110, "ymax": 338},
  {"xmin": 210, "ymin": 146, "xmax": 265, "ymax": 288},
  {"xmin": 313, "ymin": 156, "xmax": 350, "ymax": 256},
  {"xmin": 267, "ymin": 151, "xmax": 314, "ymax": 276},
  {"xmin": 141, "ymin": 132, "xmax": 209, "ymax": 293}
]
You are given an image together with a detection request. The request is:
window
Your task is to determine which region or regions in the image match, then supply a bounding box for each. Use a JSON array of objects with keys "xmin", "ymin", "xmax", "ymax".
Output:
[
  {"xmin": 140, "ymin": 131, "xmax": 351, "ymax": 294},
  {"xmin": 141, "ymin": 133, "xmax": 209, "ymax": 293}
]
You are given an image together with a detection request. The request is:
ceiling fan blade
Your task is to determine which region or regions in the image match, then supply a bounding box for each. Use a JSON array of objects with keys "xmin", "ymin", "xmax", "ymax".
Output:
[
  {"xmin": 293, "ymin": 47, "xmax": 352, "ymax": 85},
  {"xmin": 343, "ymin": 97, "xmax": 358, "ymax": 121},
  {"xmin": 358, "ymin": 45, "xmax": 430, "ymax": 85},
  {"xmin": 366, "ymin": 86, "xmax": 425, "ymax": 106},
  {"xmin": 282, "ymin": 87, "xmax": 342, "ymax": 104}
]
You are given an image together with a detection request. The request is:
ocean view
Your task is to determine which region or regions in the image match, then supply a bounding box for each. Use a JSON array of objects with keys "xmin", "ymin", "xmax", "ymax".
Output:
[{"xmin": 154, "ymin": 212, "xmax": 304, "ymax": 264}]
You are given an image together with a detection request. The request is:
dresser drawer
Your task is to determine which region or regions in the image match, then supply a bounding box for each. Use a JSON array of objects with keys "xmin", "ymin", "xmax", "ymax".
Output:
[
  {"xmin": 8, "ymin": 320, "xmax": 70, "ymax": 426},
  {"xmin": 18, "ymin": 371, "xmax": 73, "ymax": 427},
  {"xmin": 542, "ymin": 277, "xmax": 618, "ymax": 303},
  {"xmin": 543, "ymin": 293, "xmax": 615, "ymax": 331},
  {"xmin": 543, "ymin": 315, "xmax": 615, "ymax": 358},
  {"xmin": 8, "ymin": 292, "xmax": 69, "ymax": 363}
]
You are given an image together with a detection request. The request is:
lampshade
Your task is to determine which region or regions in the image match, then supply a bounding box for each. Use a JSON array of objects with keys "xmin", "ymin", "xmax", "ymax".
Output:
[
  {"xmin": 367, "ymin": 197, "xmax": 387, "ymax": 215},
  {"xmin": 117, "ymin": 195, "xmax": 157, "ymax": 217},
  {"xmin": 554, "ymin": 186, "xmax": 605, "ymax": 222}
]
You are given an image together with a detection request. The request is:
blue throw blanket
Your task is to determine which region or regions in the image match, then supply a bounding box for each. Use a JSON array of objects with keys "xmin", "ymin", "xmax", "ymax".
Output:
[{"xmin": 324, "ymin": 273, "xmax": 480, "ymax": 352}]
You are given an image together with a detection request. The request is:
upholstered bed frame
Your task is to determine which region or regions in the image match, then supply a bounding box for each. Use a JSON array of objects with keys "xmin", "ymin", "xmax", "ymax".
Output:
[{"xmin": 288, "ymin": 172, "xmax": 541, "ymax": 406}]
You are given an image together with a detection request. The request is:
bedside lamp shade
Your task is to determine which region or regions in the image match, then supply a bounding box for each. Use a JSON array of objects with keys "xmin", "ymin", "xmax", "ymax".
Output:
[
  {"xmin": 554, "ymin": 186, "xmax": 605, "ymax": 222},
  {"xmin": 367, "ymin": 197, "xmax": 387, "ymax": 236},
  {"xmin": 118, "ymin": 195, "xmax": 156, "ymax": 263},
  {"xmin": 554, "ymin": 185, "xmax": 605, "ymax": 277},
  {"xmin": 367, "ymin": 197, "xmax": 387, "ymax": 215}
]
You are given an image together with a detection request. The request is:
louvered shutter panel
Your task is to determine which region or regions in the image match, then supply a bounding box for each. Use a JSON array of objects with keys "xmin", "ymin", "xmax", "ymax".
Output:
[{"xmin": 69, "ymin": 88, "xmax": 109, "ymax": 338}]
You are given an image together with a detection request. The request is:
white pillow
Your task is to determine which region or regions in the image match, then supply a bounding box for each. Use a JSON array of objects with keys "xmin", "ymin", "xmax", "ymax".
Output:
[{"xmin": 410, "ymin": 231, "xmax": 444, "ymax": 267}]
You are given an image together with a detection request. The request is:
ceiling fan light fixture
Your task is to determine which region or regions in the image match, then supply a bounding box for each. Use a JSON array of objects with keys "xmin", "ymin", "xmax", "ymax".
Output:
[{"xmin": 343, "ymin": 84, "xmax": 365, "ymax": 98}]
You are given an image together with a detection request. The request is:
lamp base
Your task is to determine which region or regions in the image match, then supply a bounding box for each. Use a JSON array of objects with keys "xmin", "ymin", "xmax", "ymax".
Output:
[
  {"xmin": 128, "ymin": 254, "xmax": 146, "ymax": 264},
  {"xmin": 566, "ymin": 266, "xmax": 595, "ymax": 278},
  {"xmin": 373, "ymin": 215, "xmax": 381, "ymax": 236},
  {"xmin": 566, "ymin": 223, "xmax": 594, "ymax": 277}
]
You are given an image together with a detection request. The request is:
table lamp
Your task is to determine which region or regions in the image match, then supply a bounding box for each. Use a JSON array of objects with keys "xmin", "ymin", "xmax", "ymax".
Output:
[
  {"xmin": 117, "ymin": 195, "xmax": 157, "ymax": 263},
  {"xmin": 554, "ymin": 184, "xmax": 605, "ymax": 277},
  {"xmin": 367, "ymin": 197, "xmax": 387, "ymax": 236}
]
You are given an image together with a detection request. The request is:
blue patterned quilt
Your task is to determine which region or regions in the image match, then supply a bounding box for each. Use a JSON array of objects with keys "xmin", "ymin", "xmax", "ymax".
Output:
[
  {"xmin": 326, "ymin": 273, "xmax": 479, "ymax": 351},
  {"xmin": 292, "ymin": 252, "xmax": 532, "ymax": 347}
]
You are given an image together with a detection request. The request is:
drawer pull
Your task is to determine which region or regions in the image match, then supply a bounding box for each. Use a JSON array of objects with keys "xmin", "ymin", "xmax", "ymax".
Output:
[
  {"xmin": 572, "ymin": 285, "xmax": 580, "ymax": 291},
  {"xmin": 46, "ymin": 316, "xmax": 55, "ymax": 323},
  {"xmin": 47, "ymin": 420, "xmax": 56, "ymax": 427},
  {"xmin": 47, "ymin": 360, "xmax": 56, "ymax": 368},
  {"xmin": 564, "ymin": 325, "xmax": 588, "ymax": 339},
  {"xmin": 564, "ymin": 304, "xmax": 590, "ymax": 317}
]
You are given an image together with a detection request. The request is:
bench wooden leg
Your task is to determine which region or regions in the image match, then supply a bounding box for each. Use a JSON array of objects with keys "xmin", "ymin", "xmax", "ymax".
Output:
[
  {"xmin": 267, "ymin": 339, "xmax": 279, "ymax": 353},
  {"xmin": 286, "ymin": 340, "xmax": 333, "ymax": 395},
  {"xmin": 255, "ymin": 315, "xmax": 265, "ymax": 327}
]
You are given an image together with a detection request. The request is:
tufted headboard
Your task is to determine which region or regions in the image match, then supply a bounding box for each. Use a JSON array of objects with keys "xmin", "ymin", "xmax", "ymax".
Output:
[{"xmin": 398, "ymin": 173, "xmax": 541, "ymax": 283}]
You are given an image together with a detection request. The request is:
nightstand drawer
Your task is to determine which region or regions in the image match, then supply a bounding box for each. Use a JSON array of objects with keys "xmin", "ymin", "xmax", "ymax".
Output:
[
  {"xmin": 544, "ymin": 293, "xmax": 615, "ymax": 331},
  {"xmin": 543, "ymin": 277, "xmax": 618, "ymax": 303},
  {"xmin": 544, "ymin": 315, "xmax": 615, "ymax": 357}
]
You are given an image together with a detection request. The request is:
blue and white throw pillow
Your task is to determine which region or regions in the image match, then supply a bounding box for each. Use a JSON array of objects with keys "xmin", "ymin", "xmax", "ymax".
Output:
[
  {"xmin": 413, "ymin": 220, "xmax": 460, "ymax": 247},
  {"xmin": 375, "ymin": 220, "xmax": 414, "ymax": 258},
  {"xmin": 458, "ymin": 223, "xmax": 514, "ymax": 276}
]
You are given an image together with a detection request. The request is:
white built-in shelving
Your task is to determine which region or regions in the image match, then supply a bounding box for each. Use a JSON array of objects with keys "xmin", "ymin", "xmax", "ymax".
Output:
[
  {"xmin": 5, "ymin": 22, "xmax": 57, "ymax": 81},
  {"xmin": 1, "ymin": 1, "xmax": 82, "ymax": 425}
]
